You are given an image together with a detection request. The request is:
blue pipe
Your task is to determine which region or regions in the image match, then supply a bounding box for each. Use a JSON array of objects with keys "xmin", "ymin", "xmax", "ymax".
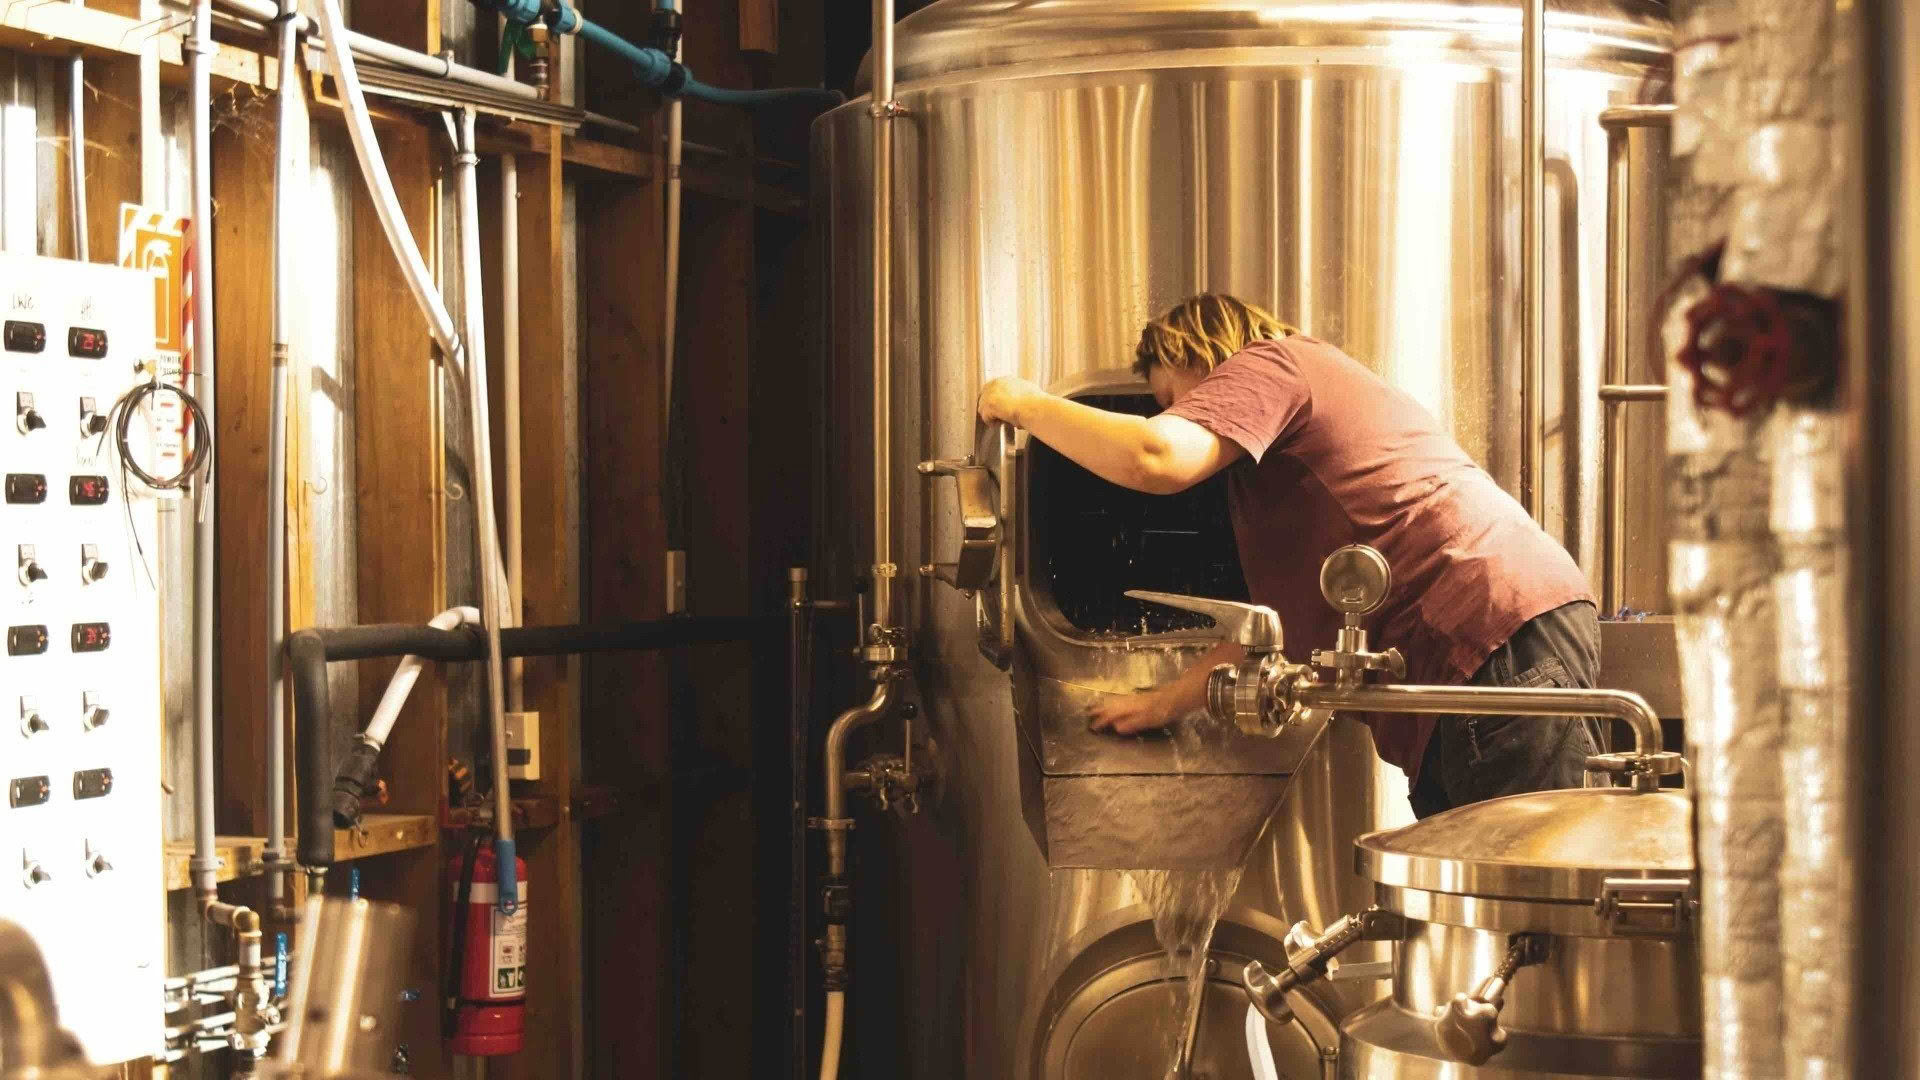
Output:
[{"xmin": 675, "ymin": 72, "xmax": 844, "ymax": 109}]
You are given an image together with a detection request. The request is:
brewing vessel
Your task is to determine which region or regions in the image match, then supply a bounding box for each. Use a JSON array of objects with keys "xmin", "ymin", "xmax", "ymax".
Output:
[{"xmin": 812, "ymin": 2, "xmax": 1671, "ymax": 1075}]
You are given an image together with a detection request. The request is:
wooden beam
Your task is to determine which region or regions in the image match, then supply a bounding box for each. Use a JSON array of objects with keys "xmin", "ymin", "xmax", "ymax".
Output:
[
  {"xmin": 347, "ymin": 115, "xmax": 451, "ymax": 1079},
  {"xmin": 579, "ymin": 107, "xmax": 670, "ymax": 1080},
  {"xmin": 507, "ymin": 123, "xmax": 583, "ymax": 1080},
  {"xmin": 740, "ymin": 0, "xmax": 779, "ymax": 55},
  {"xmin": 164, "ymin": 815, "xmax": 438, "ymax": 891}
]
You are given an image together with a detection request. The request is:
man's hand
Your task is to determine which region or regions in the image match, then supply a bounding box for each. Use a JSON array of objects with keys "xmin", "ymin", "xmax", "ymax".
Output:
[
  {"xmin": 1088, "ymin": 688, "xmax": 1178, "ymax": 735},
  {"xmin": 978, "ymin": 376, "xmax": 1045, "ymax": 428}
]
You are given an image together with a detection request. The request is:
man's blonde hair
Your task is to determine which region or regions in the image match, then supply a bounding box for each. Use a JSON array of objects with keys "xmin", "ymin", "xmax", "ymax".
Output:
[{"xmin": 1133, "ymin": 293, "xmax": 1297, "ymax": 378}]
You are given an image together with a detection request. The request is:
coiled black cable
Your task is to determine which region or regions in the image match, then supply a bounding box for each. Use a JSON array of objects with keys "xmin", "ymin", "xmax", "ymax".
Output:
[{"xmin": 107, "ymin": 378, "xmax": 214, "ymax": 491}]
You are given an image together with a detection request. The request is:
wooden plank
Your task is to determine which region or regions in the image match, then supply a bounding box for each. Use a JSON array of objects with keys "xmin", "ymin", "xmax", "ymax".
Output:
[
  {"xmin": 164, "ymin": 815, "xmax": 438, "ymax": 890},
  {"xmin": 211, "ymin": 113, "xmax": 276, "ymax": 841},
  {"xmin": 506, "ymin": 123, "xmax": 583, "ymax": 1080},
  {"xmin": 578, "ymin": 144, "xmax": 668, "ymax": 1080},
  {"xmin": 347, "ymin": 114, "xmax": 450, "ymax": 1079},
  {"xmin": 475, "ymin": 125, "xmax": 653, "ymax": 181},
  {"xmin": 740, "ymin": 0, "xmax": 779, "ymax": 55}
]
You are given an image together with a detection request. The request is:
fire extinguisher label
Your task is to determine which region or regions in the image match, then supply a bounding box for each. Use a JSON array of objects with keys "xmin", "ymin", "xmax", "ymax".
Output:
[{"xmin": 492, "ymin": 899, "xmax": 528, "ymax": 998}]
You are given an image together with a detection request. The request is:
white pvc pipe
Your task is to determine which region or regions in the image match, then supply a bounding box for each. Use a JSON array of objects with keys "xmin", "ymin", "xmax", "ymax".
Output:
[
  {"xmin": 68, "ymin": 48, "xmax": 87, "ymax": 262},
  {"xmin": 307, "ymin": 0, "xmax": 459, "ymax": 359},
  {"xmin": 187, "ymin": 0, "xmax": 222, "ymax": 906},
  {"xmin": 362, "ymin": 607, "xmax": 480, "ymax": 749},
  {"xmin": 817, "ymin": 990, "xmax": 845, "ymax": 1080},
  {"xmin": 1244, "ymin": 1004, "xmax": 1281, "ymax": 1080}
]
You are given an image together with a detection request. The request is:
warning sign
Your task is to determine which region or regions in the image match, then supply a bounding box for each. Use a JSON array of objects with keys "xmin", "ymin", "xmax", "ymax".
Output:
[{"xmin": 118, "ymin": 205, "xmax": 186, "ymax": 354}]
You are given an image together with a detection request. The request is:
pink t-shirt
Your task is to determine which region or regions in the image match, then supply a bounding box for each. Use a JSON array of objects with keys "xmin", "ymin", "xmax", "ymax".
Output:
[{"xmin": 1164, "ymin": 336, "xmax": 1592, "ymax": 777}]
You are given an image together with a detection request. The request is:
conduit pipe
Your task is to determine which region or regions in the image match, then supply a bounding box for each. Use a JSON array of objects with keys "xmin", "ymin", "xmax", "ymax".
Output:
[
  {"xmin": 502, "ymin": 153, "xmax": 525, "ymax": 710},
  {"xmin": 187, "ymin": 0, "xmax": 223, "ymax": 910},
  {"xmin": 263, "ymin": 0, "xmax": 308, "ymax": 919},
  {"xmin": 67, "ymin": 23, "xmax": 86, "ymax": 263},
  {"xmin": 452, "ymin": 104, "xmax": 517, "ymax": 913},
  {"xmin": 215, "ymin": 0, "xmax": 538, "ymax": 102}
]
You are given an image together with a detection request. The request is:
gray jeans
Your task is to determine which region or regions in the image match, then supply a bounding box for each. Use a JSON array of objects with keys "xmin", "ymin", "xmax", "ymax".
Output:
[{"xmin": 1407, "ymin": 601, "xmax": 1604, "ymax": 820}]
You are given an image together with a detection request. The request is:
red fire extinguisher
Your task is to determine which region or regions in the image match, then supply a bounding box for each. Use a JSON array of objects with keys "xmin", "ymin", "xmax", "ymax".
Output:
[{"xmin": 445, "ymin": 832, "xmax": 528, "ymax": 1056}]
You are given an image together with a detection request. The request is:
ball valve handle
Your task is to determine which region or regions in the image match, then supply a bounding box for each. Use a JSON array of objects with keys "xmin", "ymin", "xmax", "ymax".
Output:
[
  {"xmin": 1432, "ymin": 932, "xmax": 1550, "ymax": 1065},
  {"xmin": 1241, "ymin": 907, "xmax": 1405, "ymax": 1025}
]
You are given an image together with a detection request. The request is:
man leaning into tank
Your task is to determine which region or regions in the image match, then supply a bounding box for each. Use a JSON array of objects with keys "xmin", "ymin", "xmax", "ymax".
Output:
[{"xmin": 975, "ymin": 293, "xmax": 1604, "ymax": 819}]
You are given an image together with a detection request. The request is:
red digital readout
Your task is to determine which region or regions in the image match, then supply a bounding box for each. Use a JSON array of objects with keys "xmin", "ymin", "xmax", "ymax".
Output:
[
  {"xmin": 68, "ymin": 475, "xmax": 108, "ymax": 505},
  {"xmin": 67, "ymin": 327, "xmax": 107, "ymax": 359},
  {"xmin": 70, "ymin": 622, "xmax": 110, "ymax": 652}
]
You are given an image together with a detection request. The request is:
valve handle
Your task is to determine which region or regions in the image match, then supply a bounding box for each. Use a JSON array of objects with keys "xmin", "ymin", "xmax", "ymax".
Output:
[{"xmin": 1126, "ymin": 591, "xmax": 1283, "ymax": 651}]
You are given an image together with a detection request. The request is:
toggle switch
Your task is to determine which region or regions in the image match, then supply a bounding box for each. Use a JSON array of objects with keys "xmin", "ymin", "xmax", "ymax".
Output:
[
  {"xmin": 80, "ymin": 691, "xmax": 107, "ymax": 731},
  {"xmin": 15, "ymin": 545, "xmax": 45, "ymax": 587},
  {"xmin": 79, "ymin": 544, "xmax": 107, "ymax": 585},
  {"xmin": 78, "ymin": 396, "xmax": 107, "ymax": 438},
  {"xmin": 14, "ymin": 393, "xmax": 43, "ymax": 435},
  {"xmin": 21, "ymin": 852, "xmax": 49, "ymax": 889},
  {"xmin": 84, "ymin": 841, "xmax": 111, "ymax": 878},
  {"xmin": 18, "ymin": 697, "xmax": 44, "ymax": 738}
]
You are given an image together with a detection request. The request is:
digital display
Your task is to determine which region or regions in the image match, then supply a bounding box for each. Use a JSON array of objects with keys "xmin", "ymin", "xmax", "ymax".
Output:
[
  {"xmin": 67, "ymin": 327, "xmax": 107, "ymax": 359},
  {"xmin": 6, "ymin": 625, "xmax": 46, "ymax": 656},
  {"xmin": 70, "ymin": 622, "xmax": 110, "ymax": 653},
  {"xmin": 68, "ymin": 475, "xmax": 108, "ymax": 505},
  {"xmin": 5, "ymin": 473, "xmax": 46, "ymax": 505},
  {"xmin": 4, "ymin": 320, "xmax": 45, "ymax": 354}
]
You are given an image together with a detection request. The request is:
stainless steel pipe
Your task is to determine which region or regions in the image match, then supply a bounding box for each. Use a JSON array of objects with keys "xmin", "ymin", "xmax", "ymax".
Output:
[
  {"xmin": 868, "ymin": 0, "xmax": 900, "ymax": 638},
  {"xmin": 187, "ymin": 0, "xmax": 223, "ymax": 908},
  {"xmin": 1294, "ymin": 682, "xmax": 1662, "ymax": 769},
  {"xmin": 1520, "ymin": 0, "xmax": 1546, "ymax": 522}
]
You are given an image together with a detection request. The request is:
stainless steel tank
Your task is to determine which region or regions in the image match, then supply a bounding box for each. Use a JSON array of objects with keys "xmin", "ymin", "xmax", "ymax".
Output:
[
  {"xmin": 812, "ymin": 2, "xmax": 1672, "ymax": 1076},
  {"xmin": 1332, "ymin": 788, "xmax": 1697, "ymax": 1077}
]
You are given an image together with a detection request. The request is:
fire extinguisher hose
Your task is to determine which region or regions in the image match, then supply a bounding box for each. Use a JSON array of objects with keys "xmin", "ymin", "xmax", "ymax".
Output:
[{"xmin": 444, "ymin": 829, "xmax": 485, "ymax": 1039}]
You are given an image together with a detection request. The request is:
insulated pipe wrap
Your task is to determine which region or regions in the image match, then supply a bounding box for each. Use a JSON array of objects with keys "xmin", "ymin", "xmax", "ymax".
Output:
[
  {"xmin": 1771, "ymin": 410, "xmax": 1852, "ymax": 1079},
  {"xmin": 1664, "ymin": 286, "xmax": 1785, "ymax": 1080}
]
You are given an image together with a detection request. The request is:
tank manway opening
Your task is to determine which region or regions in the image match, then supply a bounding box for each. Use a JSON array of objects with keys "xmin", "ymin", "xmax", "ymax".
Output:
[{"xmin": 1029, "ymin": 392, "xmax": 1246, "ymax": 636}]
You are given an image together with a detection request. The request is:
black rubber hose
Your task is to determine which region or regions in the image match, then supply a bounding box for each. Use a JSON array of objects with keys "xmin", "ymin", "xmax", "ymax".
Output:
[{"xmin": 289, "ymin": 629, "xmax": 337, "ymax": 870}]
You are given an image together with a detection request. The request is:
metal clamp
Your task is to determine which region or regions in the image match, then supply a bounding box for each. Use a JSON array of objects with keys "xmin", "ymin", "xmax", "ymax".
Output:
[
  {"xmin": 1593, "ymin": 876, "xmax": 1693, "ymax": 934},
  {"xmin": 917, "ymin": 455, "xmax": 1001, "ymax": 595},
  {"xmin": 1432, "ymin": 932, "xmax": 1550, "ymax": 1065}
]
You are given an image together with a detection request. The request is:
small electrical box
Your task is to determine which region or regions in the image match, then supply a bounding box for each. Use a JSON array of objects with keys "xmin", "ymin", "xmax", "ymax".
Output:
[{"xmin": 505, "ymin": 711, "xmax": 541, "ymax": 781}]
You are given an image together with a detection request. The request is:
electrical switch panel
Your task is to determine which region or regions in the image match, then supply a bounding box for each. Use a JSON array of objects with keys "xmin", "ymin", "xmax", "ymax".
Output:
[{"xmin": 0, "ymin": 255, "xmax": 162, "ymax": 1064}]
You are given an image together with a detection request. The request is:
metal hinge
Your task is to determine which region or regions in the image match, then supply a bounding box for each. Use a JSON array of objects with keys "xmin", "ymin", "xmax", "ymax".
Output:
[{"xmin": 1593, "ymin": 876, "xmax": 1693, "ymax": 934}]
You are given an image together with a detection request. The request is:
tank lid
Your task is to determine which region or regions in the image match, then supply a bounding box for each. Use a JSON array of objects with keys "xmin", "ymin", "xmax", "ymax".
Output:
[
  {"xmin": 868, "ymin": 0, "xmax": 1672, "ymax": 88},
  {"xmin": 1356, "ymin": 787, "xmax": 1692, "ymax": 902}
]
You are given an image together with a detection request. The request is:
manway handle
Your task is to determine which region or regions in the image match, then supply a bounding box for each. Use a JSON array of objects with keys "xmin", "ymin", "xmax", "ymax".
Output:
[{"xmin": 1432, "ymin": 933, "xmax": 1550, "ymax": 1065}]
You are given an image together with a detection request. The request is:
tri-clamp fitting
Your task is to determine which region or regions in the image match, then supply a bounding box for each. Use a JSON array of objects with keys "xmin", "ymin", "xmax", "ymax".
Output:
[
  {"xmin": 1123, "ymin": 590, "xmax": 1302, "ymax": 736},
  {"xmin": 1242, "ymin": 906, "xmax": 1406, "ymax": 1024}
]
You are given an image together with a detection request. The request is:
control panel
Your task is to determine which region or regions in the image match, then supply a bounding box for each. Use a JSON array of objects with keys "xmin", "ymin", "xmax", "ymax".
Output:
[{"xmin": 0, "ymin": 255, "xmax": 162, "ymax": 1064}]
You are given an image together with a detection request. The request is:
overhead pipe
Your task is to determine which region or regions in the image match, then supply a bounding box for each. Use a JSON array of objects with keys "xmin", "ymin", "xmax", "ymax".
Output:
[
  {"xmin": 263, "ymin": 0, "xmax": 308, "ymax": 920},
  {"xmin": 532, "ymin": 4, "xmax": 843, "ymax": 110},
  {"xmin": 214, "ymin": 0, "xmax": 538, "ymax": 102}
]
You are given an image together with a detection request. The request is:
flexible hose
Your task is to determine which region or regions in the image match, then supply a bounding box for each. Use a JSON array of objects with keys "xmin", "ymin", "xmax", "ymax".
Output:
[
  {"xmin": 1245, "ymin": 1003, "xmax": 1281, "ymax": 1080},
  {"xmin": 363, "ymin": 607, "xmax": 481, "ymax": 749},
  {"xmin": 818, "ymin": 990, "xmax": 845, "ymax": 1080}
]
